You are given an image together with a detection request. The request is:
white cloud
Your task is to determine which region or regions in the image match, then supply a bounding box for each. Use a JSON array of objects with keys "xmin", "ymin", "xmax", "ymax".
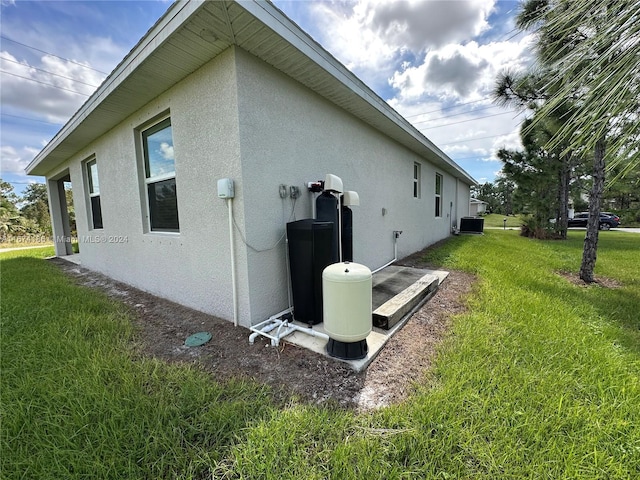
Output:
[
  {"xmin": 159, "ymin": 142, "xmax": 174, "ymax": 161},
  {"xmin": 309, "ymin": 2, "xmax": 397, "ymax": 85},
  {"xmin": 432, "ymin": 122, "xmax": 522, "ymax": 166},
  {"xmin": 491, "ymin": 129, "xmax": 522, "ymax": 153},
  {"xmin": 424, "ymin": 50, "xmax": 489, "ymax": 97},
  {"xmin": 309, "ymin": 0, "xmax": 497, "ymax": 89},
  {"xmin": 1, "ymin": 51, "xmax": 105, "ymax": 123},
  {"xmin": 0, "ymin": 145, "xmax": 39, "ymax": 175},
  {"xmin": 368, "ymin": 0, "xmax": 495, "ymax": 51},
  {"xmin": 390, "ymin": 36, "xmax": 535, "ymax": 103},
  {"xmin": 406, "ymin": 105, "xmax": 526, "ymax": 170},
  {"xmin": 384, "ymin": 33, "xmax": 533, "ymax": 178}
]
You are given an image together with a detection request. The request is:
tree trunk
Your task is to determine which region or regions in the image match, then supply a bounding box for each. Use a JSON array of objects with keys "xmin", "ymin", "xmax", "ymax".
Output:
[
  {"xmin": 560, "ymin": 154, "xmax": 573, "ymax": 240},
  {"xmin": 579, "ymin": 138, "xmax": 606, "ymax": 283},
  {"xmin": 560, "ymin": 154, "xmax": 571, "ymax": 239},
  {"xmin": 555, "ymin": 168, "xmax": 562, "ymax": 229},
  {"xmin": 555, "ymin": 154, "xmax": 571, "ymax": 239}
]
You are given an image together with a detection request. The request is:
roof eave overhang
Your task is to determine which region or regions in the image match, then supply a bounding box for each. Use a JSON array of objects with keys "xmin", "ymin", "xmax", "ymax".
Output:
[
  {"xmin": 26, "ymin": 0, "xmax": 477, "ymax": 186},
  {"xmin": 26, "ymin": 0, "xmax": 204, "ymax": 176}
]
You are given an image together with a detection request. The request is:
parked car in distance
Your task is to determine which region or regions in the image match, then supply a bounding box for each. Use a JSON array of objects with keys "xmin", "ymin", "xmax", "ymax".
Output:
[{"xmin": 568, "ymin": 212, "xmax": 620, "ymax": 230}]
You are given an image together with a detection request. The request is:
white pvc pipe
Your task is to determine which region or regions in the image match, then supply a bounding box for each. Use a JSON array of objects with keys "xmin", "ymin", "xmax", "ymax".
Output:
[
  {"xmin": 228, "ymin": 199, "xmax": 239, "ymax": 327},
  {"xmin": 284, "ymin": 236, "xmax": 293, "ymax": 315},
  {"xmin": 372, "ymin": 258, "xmax": 396, "ymax": 275},
  {"xmin": 248, "ymin": 307, "xmax": 294, "ymax": 343},
  {"xmin": 371, "ymin": 231, "xmax": 400, "ymax": 274},
  {"xmin": 248, "ymin": 307, "xmax": 330, "ymax": 347},
  {"xmin": 290, "ymin": 323, "xmax": 330, "ymax": 341},
  {"xmin": 270, "ymin": 322, "xmax": 330, "ymax": 347},
  {"xmin": 337, "ymin": 192, "xmax": 343, "ymax": 262},
  {"xmin": 248, "ymin": 321, "xmax": 279, "ymax": 344}
]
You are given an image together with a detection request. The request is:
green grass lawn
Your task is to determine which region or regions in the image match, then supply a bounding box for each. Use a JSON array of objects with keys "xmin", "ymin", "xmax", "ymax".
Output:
[
  {"xmin": 2, "ymin": 233, "xmax": 639, "ymax": 479},
  {"xmin": 0, "ymin": 240, "xmax": 54, "ymax": 250},
  {"xmin": 481, "ymin": 213, "xmax": 525, "ymax": 228}
]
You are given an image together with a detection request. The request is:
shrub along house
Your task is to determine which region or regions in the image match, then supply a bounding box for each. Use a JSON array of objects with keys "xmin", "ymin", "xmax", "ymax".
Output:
[{"xmin": 26, "ymin": 0, "xmax": 476, "ymax": 328}]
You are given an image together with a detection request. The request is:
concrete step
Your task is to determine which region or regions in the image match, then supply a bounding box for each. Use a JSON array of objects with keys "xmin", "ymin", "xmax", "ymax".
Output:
[
  {"xmin": 372, "ymin": 267, "xmax": 446, "ymax": 330},
  {"xmin": 280, "ymin": 264, "xmax": 448, "ymax": 371}
]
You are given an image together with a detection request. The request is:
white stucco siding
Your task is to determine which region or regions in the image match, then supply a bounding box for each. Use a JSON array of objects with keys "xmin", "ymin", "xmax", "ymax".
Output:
[
  {"xmin": 234, "ymin": 49, "xmax": 469, "ymax": 324},
  {"xmin": 456, "ymin": 179, "xmax": 471, "ymax": 226},
  {"xmin": 51, "ymin": 48, "xmax": 252, "ymax": 325},
  {"xmin": 42, "ymin": 45, "xmax": 471, "ymax": 329}
]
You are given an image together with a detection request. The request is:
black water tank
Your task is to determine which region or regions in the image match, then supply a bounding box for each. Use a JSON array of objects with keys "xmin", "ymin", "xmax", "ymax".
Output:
[
  {"xmin": 286, "ymin": 219, "xmax": 334, "ymax": 325},
  {"xmin": 316, "ymin": 192, "xmax": 339, "ymax": 262},
  {"xmin": 341, "ymin": 205, "xmax": 353, "ymax": 262}
]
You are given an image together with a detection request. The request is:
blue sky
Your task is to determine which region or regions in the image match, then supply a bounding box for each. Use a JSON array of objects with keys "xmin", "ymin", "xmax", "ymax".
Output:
[{"xmin": 1, "ymin": 0, "xmax": 533, "ymax": 196}]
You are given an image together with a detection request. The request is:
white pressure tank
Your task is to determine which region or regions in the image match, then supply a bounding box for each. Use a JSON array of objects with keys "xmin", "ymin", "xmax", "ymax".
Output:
[{"xmin": 322, "ymin": 262, "xmax": 372, "ymax": 359}]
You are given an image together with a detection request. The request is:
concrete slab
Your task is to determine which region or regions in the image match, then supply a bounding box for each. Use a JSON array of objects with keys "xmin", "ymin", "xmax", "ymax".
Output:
[
  {"xmin": 61, "ymin": 254, "xmax": 82, "ymax": 265},
  {"xmin": 372, "ymin": 265, "xmax": 431, "ymax": 309},
  {"xmin": 284, "ymin": 322, "xmax": 388, "ymax": 372},
  {"xmin": 281, "ymin": 265, "xmax": 449, "ymax": 371},
  {"xmin": 47, "ymin": 254, "xmax": 82, "ymax": 265}
]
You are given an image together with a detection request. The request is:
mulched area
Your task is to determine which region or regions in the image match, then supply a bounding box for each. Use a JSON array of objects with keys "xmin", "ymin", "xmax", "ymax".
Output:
[
  {"xmin": 49, "ymin": 252, "xmax": 475, "ymax": 410},
  {"xmin": 555, "ymin": 270, "xmax": 623, "ymax": 288}
]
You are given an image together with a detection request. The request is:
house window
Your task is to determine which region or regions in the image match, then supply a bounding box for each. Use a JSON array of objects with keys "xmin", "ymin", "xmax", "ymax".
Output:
[
  {"xmin": 141, "ymin": 117, "xmax": 179, "ymax": 232},
  {"xmin": 86, "ymin": 158, "xmax": 103, "ymax": 229},
  {"xmin": 413, "ymin": 162, "xmax": 421, "ymax": 198},
  {"xmin": 435, "ymin": 173, "xmax": 443, "ymax": 217}
]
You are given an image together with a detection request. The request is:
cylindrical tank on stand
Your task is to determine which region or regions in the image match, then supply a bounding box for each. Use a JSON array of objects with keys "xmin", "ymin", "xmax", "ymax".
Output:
[
  {"xmin": 316, "ymin": 191, "xmax": 339, "ymax": 262},
  {"xmin": 322, "ymin": 262, "xmax": 372, "ymax": 360}
]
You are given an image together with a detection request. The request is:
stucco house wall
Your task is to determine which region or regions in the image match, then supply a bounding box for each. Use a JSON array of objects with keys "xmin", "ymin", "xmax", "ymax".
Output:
[
  {"xmin": 45, "ymin": 48, "xmax": 254, "ymax": 325},
  {"xmin": 233, "ymin": 48, "xmax": 468, "ymax": 323},
  {"xmin": 29, "ymin": 1, "xmax": 476, "ymax": 329}
]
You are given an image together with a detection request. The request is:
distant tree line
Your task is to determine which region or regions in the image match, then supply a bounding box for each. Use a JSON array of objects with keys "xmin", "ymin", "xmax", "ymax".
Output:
[
  {"xmin": 487, "ymin": 0, "xmax": 639, "ymax": 283},
  {"xmin": 472, "ymin": 172, "xmax": 639, "ymax": 226},
  {"xmin": 0, "ymin": 179, "xmax": 75, "ymax": 242}
]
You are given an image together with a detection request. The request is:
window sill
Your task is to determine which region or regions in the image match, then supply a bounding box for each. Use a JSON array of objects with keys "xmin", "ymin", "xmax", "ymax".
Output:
[{"xmin": 145, "ymin": 231, "xmax": 180, "ymax": 236}]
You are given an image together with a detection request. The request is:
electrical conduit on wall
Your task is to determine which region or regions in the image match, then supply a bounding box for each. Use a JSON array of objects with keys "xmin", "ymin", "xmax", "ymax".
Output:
[
  {"xmin": 371, "ymin": 230, "xmax": 402, "ymax": 274},
  {"xmin": 218, "ymin": 178, "xmax": 238, "ymax": 327}
]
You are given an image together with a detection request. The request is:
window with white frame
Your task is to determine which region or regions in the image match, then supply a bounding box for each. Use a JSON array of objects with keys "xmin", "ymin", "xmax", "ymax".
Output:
[
  {"xmin": 413, "ymin": 162, "xmax": 421, "ymax": 198},
  {"xmin": 141, "ymin": 117, "xmax": 179, "ymax": 232},
  {"xmin": 86, "ymin": 158, "xmax": 103, "ymax": 229},
  {"xmin": 435, "ymin": 173, "xmax": 443, "ymax": 217}
]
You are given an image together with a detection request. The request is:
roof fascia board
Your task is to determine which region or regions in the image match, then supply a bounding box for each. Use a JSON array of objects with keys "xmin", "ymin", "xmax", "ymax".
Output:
[{"xmin": 26, "ymin": 0, "xmax": 202, "ymax": 175}]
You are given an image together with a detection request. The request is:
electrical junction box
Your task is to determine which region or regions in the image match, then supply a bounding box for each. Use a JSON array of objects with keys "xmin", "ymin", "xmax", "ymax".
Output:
[{"xmin": 217, "ymin": 178, "xmax": 235, "ymax": 198}]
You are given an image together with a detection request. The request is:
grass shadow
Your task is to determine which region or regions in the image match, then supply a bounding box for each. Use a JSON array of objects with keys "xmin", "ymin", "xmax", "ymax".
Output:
[
  {"xmin": 523, "ymin": 273, "xmax": 640, "ymax": 355},
  {"xmin": 402, "ymin": 234, "xmax": 483, "ymax": 270}
]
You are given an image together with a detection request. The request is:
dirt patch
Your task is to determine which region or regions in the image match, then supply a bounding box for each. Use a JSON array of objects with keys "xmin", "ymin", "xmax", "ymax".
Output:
[
  {"xmin": 556, "ymin": 270, "xmax": 623, "ymax": 288},
  {"xmin": 49, "ymin": 255, "xmax": 474, "ymax": 410}
]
